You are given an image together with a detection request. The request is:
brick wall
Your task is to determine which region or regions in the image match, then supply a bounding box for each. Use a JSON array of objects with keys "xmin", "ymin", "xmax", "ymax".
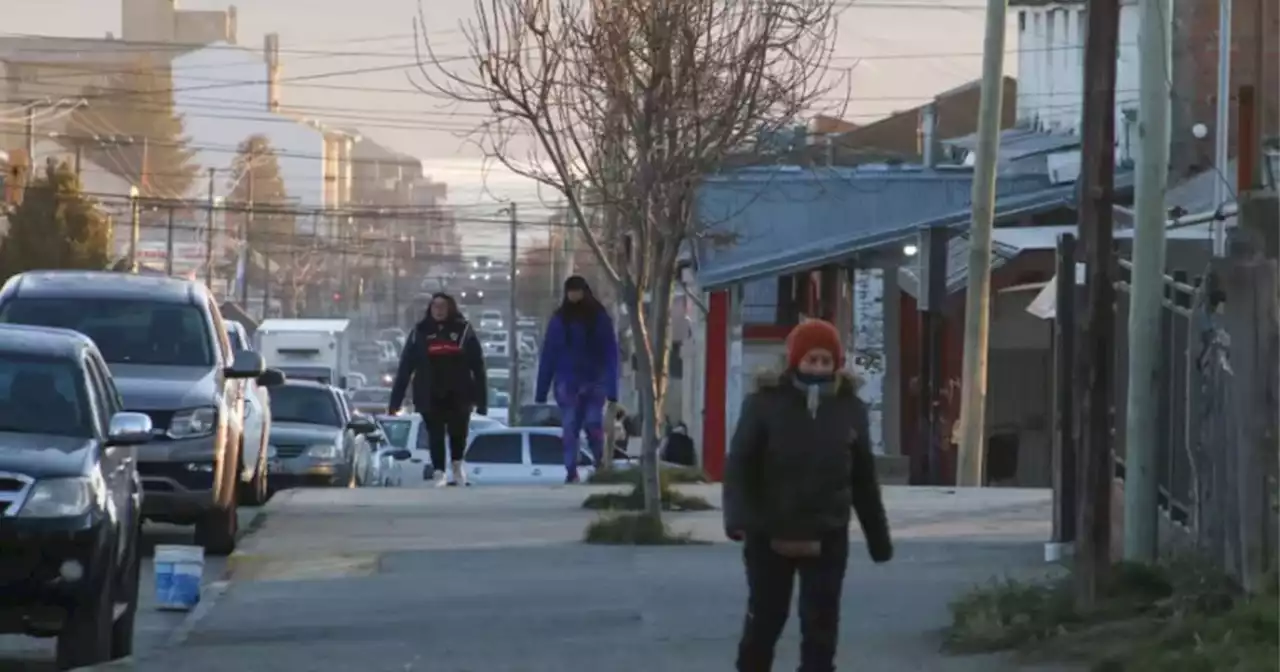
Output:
[{"xmin": 1171, "ymin": 0, "xmax": 1279, "ymax": 181}]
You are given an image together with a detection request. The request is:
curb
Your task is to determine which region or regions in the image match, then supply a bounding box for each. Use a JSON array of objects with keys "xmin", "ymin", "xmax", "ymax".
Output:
[{"xmin": 78, "ymin": 501, "xmax": 275, "ymax": 670}]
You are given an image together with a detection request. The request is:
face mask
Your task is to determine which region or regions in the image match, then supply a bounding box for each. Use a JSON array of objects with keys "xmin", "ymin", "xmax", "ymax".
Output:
[{"xmin": 792, "ymin": 371, "xmax": 836, "ymax": 417}]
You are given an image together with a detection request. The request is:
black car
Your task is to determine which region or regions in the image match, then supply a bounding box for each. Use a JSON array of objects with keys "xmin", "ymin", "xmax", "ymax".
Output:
[
  {"xmin": 0, "ymin": 324, "xmax": 153, "ymax": 670},
  {"xmin": 0, "ymin": 271, "xmax": 276, "ymax": 555}
]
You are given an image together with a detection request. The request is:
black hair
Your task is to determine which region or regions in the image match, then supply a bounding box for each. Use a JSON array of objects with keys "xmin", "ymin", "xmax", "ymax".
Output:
[
  {"xmin": 425, "ymin": 292, "xmax": 462, "ymax": 322},
  {"xmin": 554, "ymin": 276, "xmax": 603, "ymax": 342}
]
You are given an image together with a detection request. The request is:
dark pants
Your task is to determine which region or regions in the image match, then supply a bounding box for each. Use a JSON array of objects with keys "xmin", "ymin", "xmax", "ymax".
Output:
[
  {"xmin": 422, "ymin": 399, "xmax": 471, "ymax": 471},
  {"xmin": 737, "ymin": 530, "xmax": 848, "ymax": 672}
]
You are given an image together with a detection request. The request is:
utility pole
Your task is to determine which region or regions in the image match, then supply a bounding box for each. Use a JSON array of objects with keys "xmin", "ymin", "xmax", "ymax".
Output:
[
  {"xmin": 953, "ymin": 0, "xmax": 1010, "ymax": 487},
  {"xmin": 128, "ymin": 185, "xmax": 141, "ymax": 273},
  {"xmin": 73, "ymin": 143, "xmax": 83, "ymax": 180},
  {"xmin": 165, "ymin": 205, "xmax": 176, "ymax": 276},
  {"xmin": 507, "ymin": 203, "xmax": 521, "ymax": 412},
  {"xmin": 1122, "ymin": 0, "xmax": 1172, "ymax": 563},
  {"xmin": 24, "ymin": 107, "xmax": 36, "ymax": 167},
  {"xmin": 240, "ymin": 163, "xmax": 254, "ymax": 307},
  {"xmin": 918, "ymin": 225, "xmax": 949, "ymax": 485},
  {"xmin": 1075, "ymin": 0, "xmax": 1122, "ymax": 607},
  {"xmin": 206, "ymin": 168, "xmax": 216, "ymax": 287},
  {"xmin": 1210, "ymin": 0, "xmax": 1233, "ymax": 256}
]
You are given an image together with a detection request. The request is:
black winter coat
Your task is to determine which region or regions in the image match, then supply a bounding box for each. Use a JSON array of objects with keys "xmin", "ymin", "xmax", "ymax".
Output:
[
  {"xmin": 388, "ymin": 316, "xmax": 488, "ymax": 413},
  {"xmin": 722, "ymin": 369, "xmax": 892, "ymax": 562}
]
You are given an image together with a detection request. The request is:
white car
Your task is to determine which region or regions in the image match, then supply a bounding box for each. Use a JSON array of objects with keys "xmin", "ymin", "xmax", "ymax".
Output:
[
  {"xmin": 377, "ymin": 413, "xmax": 506, "ymax": 477},
  {"xmin": 461, "ymin": 427, "xmax": 596, "ymax": 485},
  {"xmin": 226, "ymin": 320, "xmax": 275, "ymax": 505},
  {"xmin": 479, "ymin": 310, "xmax": 504, "ymax": 331}
]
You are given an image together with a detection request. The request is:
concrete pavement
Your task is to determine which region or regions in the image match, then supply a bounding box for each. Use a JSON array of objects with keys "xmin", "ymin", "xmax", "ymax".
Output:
[
  {"xmin": 0, "ymin": 508, "xmax": 262, "ymax": 671},
  {"xmin": 103, "ymin": 484, "xmax": 1074, "ymax": 671}
]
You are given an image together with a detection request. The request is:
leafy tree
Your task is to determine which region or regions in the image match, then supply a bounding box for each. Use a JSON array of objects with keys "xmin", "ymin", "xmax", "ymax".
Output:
[
  {"xmin": 67, "ymin": 57, "xmax": 199, "ymax": 199},
  {"xmin": 0, "ymin": 161, "xmax": 112, "ymax": 283},
  {"xmin": 227, "ymin": 135, "xmax": 294, "ymax": 262}
]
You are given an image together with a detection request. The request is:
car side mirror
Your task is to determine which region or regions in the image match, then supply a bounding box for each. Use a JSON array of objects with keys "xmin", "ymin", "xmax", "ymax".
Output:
[
  {"xmin": 256, "ymin": 368, "xmax": 286, "ymax": 387},
  {"xmin": 107, "ymin": 411, "xmax": 153, "ymax": 446},
  {"xmin": 391, "ymin": 449, "xmax": 412, "ymax": 461},
  {"xmin": 225, "ymin": 350, "xmax": 265, "ymax": 379},
  {"xmin": 347, "ymin": 417, "xmax": 378, "ymax": 434}
]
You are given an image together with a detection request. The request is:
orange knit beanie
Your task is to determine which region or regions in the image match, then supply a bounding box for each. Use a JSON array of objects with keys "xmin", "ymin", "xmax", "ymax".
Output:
[{"xmin": 785, "ymin": 319, "xmax": 844, "ymax": 369}]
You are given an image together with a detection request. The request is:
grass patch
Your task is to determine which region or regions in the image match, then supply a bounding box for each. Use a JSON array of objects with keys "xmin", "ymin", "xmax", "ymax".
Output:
[
  {"xmin": 581, "ymin": 483, "xmax": 715, "ymax": 512},
  {"xmin": 945, "ymin": 559, "xmax": 1278, "ymax": 671},
  {"xmin": 586, "ymin": 465, "xmax": 710, "ymax": 486},
  {"xmin": 582, "ymin": 512, "xmax": 704, "ymax": 545}
]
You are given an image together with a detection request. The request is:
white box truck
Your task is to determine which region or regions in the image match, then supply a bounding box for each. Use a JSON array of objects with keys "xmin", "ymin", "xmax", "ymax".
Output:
[{"xmin": 255, "ymin": 319, "xmax": 352, "ymax": 387}]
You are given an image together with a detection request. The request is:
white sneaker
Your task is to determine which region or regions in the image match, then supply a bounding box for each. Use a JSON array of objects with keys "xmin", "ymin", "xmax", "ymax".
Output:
[
  {"xmin": 432, "ymin": 470, "xmax": 448, "ymax": 488},
  {"xmin": 451, "ymin": 461, "xmax": 468, "ymax": 487}
]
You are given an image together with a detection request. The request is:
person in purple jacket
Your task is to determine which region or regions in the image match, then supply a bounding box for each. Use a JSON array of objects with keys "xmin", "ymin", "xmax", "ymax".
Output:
[{"xmin": 535, "ymin": 275, "xmax": 620, "ymax": 483}]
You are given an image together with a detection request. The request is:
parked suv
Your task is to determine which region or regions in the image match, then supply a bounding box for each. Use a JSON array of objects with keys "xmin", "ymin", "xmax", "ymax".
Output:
[
  {"xmin": 0, "ymin": 271, "xmax": 272, "ymax": 554},
  {"xmin": 0, "ymin": 324, "xmax": 152, "ymax": 670}
]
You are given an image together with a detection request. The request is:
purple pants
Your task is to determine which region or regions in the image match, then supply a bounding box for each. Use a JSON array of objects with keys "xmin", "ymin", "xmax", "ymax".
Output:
[{"xmin": 556, "ymin": 381, "xmax": 605, "ymax": 479}]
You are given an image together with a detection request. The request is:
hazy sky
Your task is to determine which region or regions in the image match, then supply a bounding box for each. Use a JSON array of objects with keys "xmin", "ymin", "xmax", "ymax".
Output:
[{"xmin": 7, "ymin": 0, "xmax": 1011, "ymax": 249}]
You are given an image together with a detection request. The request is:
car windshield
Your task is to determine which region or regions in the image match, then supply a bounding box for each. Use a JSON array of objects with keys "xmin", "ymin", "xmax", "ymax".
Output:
[
  {"xmin": 0, "ymin": 354, "xmax": 92, "ymax": 438},
  {"xmin": 378, "ymin": 418, "xmax": 412, "ymax": 448},
  {"xmin": 350, "ymin": 387, "xmax": 391, "ymax": 404},
  {"xmin": 270, "ymin": 385, "xmax": 342, "ymax": 427},
  {"xmin": 0, "ymin": 298, "xmax": 214, "ymax": 367}
]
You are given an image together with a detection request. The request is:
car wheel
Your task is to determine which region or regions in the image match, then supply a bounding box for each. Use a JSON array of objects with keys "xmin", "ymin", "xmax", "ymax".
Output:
[
  {"xmin": 239, "ymin": 439, "xmax": 270, "ymax": 507},
  {"xmin": 196, "ymin": 502, "xmax": 238, "ymax": 555},
  {"xmin": 198, "ymin": 446, "xmax": 240, "ymax": 555},
  {"xmin": 110, "ymin": 518, "xmax": 142, "ymax": 659},
  {"xmin": 55, "ymin": 549, "xmax": 116, "ymax": 669}
]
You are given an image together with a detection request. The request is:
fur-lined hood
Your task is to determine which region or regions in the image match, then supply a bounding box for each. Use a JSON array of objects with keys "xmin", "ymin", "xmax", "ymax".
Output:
[{"xmin": 752, "ymin": 367, "xmax": 861, "ymax": 393}]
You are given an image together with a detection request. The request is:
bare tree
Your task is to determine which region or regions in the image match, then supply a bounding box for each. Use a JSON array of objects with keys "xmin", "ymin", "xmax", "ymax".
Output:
[{"xmin": 415, "ymin": 0, "xmax": 839, "ymax": 520}]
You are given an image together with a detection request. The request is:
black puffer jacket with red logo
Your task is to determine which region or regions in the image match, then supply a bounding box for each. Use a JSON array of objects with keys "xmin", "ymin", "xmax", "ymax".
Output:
[{"xmin": 389, "ymin": 296, "xmax": 487, "ymax": 413}]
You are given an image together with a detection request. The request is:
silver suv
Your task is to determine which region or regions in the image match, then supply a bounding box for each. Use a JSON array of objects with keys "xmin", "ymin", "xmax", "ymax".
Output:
[{"xmin": 0, "ymin": 271, "xmax": 280, "ymax": 554}]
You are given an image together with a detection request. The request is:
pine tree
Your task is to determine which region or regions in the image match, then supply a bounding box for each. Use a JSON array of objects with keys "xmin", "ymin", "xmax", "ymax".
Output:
[
  {"xmin": 66, "ymin": 57, "xmax": 199, "ymax": 199},
  {"xmin": 0, "ymin": 161, "xmax": 112, "ymax": 283},
  {"xmin": 228, "ymin": 135, "xmax": 294, "ymax": 261}
]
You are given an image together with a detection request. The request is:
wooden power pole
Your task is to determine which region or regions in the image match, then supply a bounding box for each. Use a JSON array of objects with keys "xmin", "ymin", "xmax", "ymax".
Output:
[{"xmin": 1075, "ymin": 0, "xmax": 1123, "ymax": 607}]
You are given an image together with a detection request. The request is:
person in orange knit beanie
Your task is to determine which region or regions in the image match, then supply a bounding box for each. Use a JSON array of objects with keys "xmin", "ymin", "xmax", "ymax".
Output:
[{"xmin": 723, "ymin": 318, "xmax": 892, "ymax": 672}]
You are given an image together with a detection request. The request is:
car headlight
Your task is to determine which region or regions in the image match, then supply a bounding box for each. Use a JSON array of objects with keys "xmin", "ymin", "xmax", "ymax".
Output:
[
  {"xmin": 20, "ymin": 474, "xmax": 104, "ymax": 518},
  {"xmin": 306, "ymin": 443, "xmax": 341, "ymax": 459},
  {"xmin": 169, "ymin": 407, "xmax": 217, "ymax": 439}
]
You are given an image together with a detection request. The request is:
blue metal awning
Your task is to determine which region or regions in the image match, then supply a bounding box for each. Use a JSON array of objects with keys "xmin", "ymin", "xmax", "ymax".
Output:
[{"xmin": 693, "ymin": 165, "xmax": 1061, "ymax": 289}]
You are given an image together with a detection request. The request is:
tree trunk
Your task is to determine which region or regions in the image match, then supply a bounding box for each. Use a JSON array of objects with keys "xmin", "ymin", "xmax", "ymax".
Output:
[{"xmin": 622, "ymin": 258, "xmax": 677, "ymax": 521}]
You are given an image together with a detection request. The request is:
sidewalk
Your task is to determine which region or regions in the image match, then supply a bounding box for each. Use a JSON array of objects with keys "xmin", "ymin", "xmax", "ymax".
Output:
[{"xmin": 120, "ymin": 485, "xmax": 1072, "ymax": 672}]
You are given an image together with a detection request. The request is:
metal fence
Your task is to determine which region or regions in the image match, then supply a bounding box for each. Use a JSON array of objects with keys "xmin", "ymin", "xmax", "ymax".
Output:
[{"xmin": 1112, "ymin": 259, "xmax": 1205, "ymax": 526}]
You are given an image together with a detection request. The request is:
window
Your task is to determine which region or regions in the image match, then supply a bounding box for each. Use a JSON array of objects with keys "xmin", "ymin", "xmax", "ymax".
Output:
[
  {"xmin": 0, "ymin": 299, "xmax": 214, "ymax": 367},
  {"xmin": 463, "ymin": 432, "xmax": 523, "ymax": 464},
  {"xmin": 270, "ymin": 384, "xmax": 342, "ymax": 427},
  {"xmin": 0, "ymin": 354, "xmax": 92, "ymax": 438},
  {"xmin": 529, "ymin": 433, "xmax": 563, "ymax": 465},
  {"xmin": 83, "ymin": 358, "xmax": 114, "ymax": 434},
  {"xmin": 379, "ymin": 419, "xmax": 412, "ymax": 448},
  {"xmin": 487, "ymin": 387, "xmax": 510, "ymax": 409}
]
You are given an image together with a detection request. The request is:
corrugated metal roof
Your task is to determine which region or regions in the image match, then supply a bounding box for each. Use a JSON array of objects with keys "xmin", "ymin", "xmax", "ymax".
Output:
[
  {"xmin": 897, "ymin": 235, "xmax": 1023, "ymax": 299},
  {"xmin": 895, "ymin": 168, "xmax": 1138, "ymax": 299},
  {"xmin": 694, "ymin": 166, "xmax": 1055, "ymax": 289},
  {"xmin": 942, "ymin": 127, "xmax": 1080, "ymax": 161}
]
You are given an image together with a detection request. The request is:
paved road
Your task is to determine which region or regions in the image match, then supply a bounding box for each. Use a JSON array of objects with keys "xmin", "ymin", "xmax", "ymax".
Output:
[
  {"xmin": 109, "ymin": 484, "xmax": 1074, "ymax": 671},
  {"xmin": 0, "ymin": 508, "xmax": 261, "ymax": 671}
]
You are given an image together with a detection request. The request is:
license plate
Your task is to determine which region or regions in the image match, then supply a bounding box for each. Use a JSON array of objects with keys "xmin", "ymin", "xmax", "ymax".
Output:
[{"xmin": 268, "ymin": 459, "xmax": 285, "ymax": 473}]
